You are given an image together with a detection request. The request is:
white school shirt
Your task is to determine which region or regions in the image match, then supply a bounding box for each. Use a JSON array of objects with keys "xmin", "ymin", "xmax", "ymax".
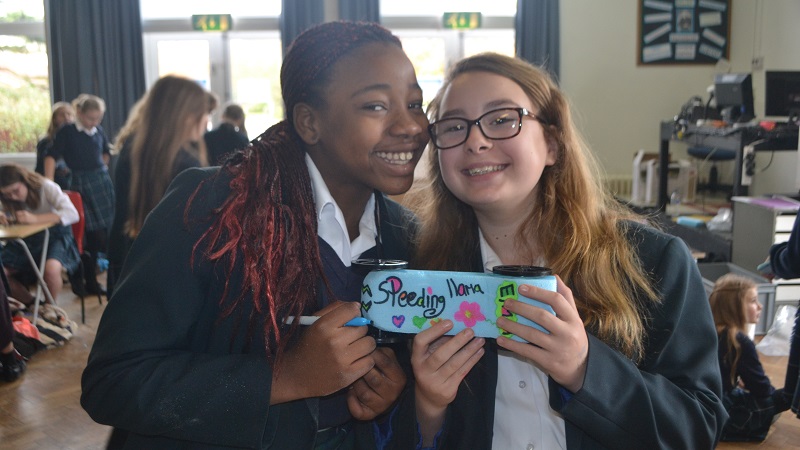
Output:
[
  {"xmin": 75, "ymin": 120, "xmax": 98, "ymax": 136},
  {"xmin": 306, "ymin": 154, "xmax": 376, "ymax": 265},
  {"xmin": 0, "ymin": 179, "xmax": 79, "ymax": 227},
  {"xmin": 479, "ymin": 230, "xmax": 566, "ymax": 450}
]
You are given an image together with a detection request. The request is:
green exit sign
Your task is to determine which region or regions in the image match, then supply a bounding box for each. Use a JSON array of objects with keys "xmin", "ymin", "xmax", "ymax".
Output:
[
  {"xmin": 192, "ymin": 14, "xmax": 232, "ymax": 32},
  {"xmin": 443, "ymin": 12, "xmax": 482, "ymax": 30}
]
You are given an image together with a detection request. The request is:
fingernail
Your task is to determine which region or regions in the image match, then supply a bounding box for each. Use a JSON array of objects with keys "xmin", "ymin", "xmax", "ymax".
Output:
[{"xmin": 519, "ymin": 285, "xmax": 529, "ymax": 294}]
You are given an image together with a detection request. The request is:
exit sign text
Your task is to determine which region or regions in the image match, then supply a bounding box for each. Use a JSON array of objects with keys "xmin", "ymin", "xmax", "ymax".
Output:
[{"xmin": 443, "ymin": 12, "xmax": 482, "ymax": 30}]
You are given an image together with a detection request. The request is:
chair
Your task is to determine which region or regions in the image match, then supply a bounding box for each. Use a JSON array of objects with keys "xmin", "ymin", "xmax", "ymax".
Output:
[
  {"xmin": 687, "ymin": 146, "xmax": 736, "ymax": 193},
  {"xmin": 64, "ymin": 190, "xmax": 102, "ymax": 323}
]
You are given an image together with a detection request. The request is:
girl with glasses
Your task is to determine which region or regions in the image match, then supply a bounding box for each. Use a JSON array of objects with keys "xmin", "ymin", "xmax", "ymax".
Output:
[
  {"xmin": 81, "ymin": 21, "xmax": 428, "ymax": 449},
  {"xmin": 397, "ymin": 53, "xmax": 726, "ymax": 449}
]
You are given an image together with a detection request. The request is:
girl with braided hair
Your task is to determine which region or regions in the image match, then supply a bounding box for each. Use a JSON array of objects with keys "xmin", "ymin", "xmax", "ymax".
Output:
[{"xmin": 81, "ymin": 21, "xmax": 428, "ymax": 449}]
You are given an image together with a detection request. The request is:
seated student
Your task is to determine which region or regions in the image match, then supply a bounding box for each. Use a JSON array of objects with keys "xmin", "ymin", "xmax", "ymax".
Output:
[
  {"xmin": 710, "ymin": 273, "xmax": 790, "ymax": 441},
  {"xmin": 0, "ymin": 164, "xmax": 80, "ymax": 307},
  {"xmin": 204, "ymin": 103, "xmax": 249, "ymax": 165},
  {"xmin": 397, "ymin": 52, "xmax": 726, "ymax": 449}
]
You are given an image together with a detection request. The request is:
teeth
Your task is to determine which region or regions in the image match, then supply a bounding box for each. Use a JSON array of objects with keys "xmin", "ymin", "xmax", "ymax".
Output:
[
  {"xmin": 375, "ymin": 151, "xmax": 414, "ymax": 165},
  {"xmin": 467, "ymin": 165, "xmax": 503, "ymax": 176}
]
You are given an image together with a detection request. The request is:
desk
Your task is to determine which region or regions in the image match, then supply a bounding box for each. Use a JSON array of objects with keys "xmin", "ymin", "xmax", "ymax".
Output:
[
  {"xmin": 651, "ymin": 211, "xmax": 732, "ymax": 262},
  {"xmin": 657, "ymin": 121, "xmax": 799, "ymax": 212},
  {"xmin": 0, "ymin": 222, "xmax": 59, "ymax": 326}
]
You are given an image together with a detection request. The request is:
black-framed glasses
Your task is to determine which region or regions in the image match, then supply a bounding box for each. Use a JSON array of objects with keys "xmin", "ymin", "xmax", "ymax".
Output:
[{"xmin": 428, "ymin": 107, "xmax": 545, "ymax": 150}]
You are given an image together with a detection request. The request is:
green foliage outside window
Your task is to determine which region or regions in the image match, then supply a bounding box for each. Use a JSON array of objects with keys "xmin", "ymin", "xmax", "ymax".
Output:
[
  {"xmin": 0, "ymin": 6, "xmax": 49, "ymax": 153},
  {"xmin": 0, "ymin": 81, "xmax": 49, "ymax": 153}
]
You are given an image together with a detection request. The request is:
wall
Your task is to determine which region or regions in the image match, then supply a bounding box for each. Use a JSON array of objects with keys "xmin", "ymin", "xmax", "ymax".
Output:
[
  {"xmin": 0, "ymin": 153, "xmax": 36, "ymax": 171},
  {"xmin": 560, "ymin": 0, "xmax": 800, "ymax": 179},
  {"xmin": 731, "ymin": 0, "xmax": 800, "ymax": 195}
]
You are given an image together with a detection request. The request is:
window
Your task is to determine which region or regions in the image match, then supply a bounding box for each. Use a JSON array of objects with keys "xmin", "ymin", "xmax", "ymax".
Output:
[
  {"xmin": 380, "ymin": 1, "xmax": 516, "ymax": 107},
  {"xmin": 140, "ymin": 0, "xmax": 280, "ymax": 19},
  {"xmin": 0, "ymin": 0, "xmax": 47, "ymax": 153},
  {"xmin": 381, "ymin": 1, "xmax": 516, "ymax": 17},
  {"xmin": 140, "ymin": 0, "xmax": 283, "ymax": 134},
  {"xmin": 380, "ymin": 2, "xmax": 516, "ymax": 181}
]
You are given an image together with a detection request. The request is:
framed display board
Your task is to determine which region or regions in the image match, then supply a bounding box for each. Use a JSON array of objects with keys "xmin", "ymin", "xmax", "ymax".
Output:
[{"xmin": 638, "ymin": 0, "xmax": 731, "ymax": 65}]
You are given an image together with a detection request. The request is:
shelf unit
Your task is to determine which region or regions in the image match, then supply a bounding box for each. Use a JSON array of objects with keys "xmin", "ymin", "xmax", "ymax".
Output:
[{"xmin": 731, "ymin": 196, "xmax": 800, "ymax": 330}]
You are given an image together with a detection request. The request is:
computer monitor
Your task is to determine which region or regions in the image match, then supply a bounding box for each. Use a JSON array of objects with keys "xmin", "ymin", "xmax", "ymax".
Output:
[
  {"xmin": 765, "ymin": 71, "xmax": 800, "ymax": 122},
  {"xmin": 714, "ymin": 73, "xmax": 754, "ymax": 123}
]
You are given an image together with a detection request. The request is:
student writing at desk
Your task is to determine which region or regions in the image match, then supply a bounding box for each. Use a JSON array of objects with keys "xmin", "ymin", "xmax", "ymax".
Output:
[{"xmin": 0, "ymin": 164, "xmax": 80, "ymax": 308}]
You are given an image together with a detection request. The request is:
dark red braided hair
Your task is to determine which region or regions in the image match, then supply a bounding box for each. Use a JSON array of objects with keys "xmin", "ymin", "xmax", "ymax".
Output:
[{"xmin": 187, "ymin": 21, "xmax": 402, "ymax": 363}]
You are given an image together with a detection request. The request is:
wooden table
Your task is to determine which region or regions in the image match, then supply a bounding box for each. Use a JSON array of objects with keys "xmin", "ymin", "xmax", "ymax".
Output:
[{"xmin": 0, "ymin": 221, "xmax": 59, "ymax": 326}]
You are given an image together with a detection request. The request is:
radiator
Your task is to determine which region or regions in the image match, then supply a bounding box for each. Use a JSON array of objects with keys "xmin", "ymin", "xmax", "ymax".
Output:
[{"xmin": 603, "ymin": 175, "xmax": 633, "ymax": 198}]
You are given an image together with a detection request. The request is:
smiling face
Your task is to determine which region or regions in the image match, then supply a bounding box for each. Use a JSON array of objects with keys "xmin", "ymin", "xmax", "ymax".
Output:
[
  {"xmin": 743, "ymin": 287, "xmax": 762, "ymax": 324},
  {"xmin": 302, "ymin": 42, "xmax": 429, "ymax": 202},
  {"xmin": 436, "ymin": 71, "xmax": 556, "ymax": 215}
]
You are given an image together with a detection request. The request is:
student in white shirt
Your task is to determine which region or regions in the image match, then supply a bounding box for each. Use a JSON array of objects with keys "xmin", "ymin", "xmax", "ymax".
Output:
[{"xmin": 0, "ymin": 163, "xmax": 79, "ymax": 306}]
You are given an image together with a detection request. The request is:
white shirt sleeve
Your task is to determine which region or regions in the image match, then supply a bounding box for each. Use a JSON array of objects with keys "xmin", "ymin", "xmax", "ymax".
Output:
[{"xmin": 39, "ymin": 179, "xmax": 79, "ymax": 226}]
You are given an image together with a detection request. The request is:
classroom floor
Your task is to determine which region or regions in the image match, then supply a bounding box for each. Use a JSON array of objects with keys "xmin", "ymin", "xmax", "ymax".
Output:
[
  {"xmin": 717, "ymin": 346, "xmax": 800, "ymax": 450},
  {"xmin": 0, "ymin": 275, "xmax": 798, "ymax": 449},
  {"xmin": 0, "ymin": 275, "xmax": 110, "ymax": 449}
]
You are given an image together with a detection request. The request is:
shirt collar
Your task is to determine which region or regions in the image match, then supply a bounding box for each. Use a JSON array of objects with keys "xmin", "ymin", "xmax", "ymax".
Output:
[
  {"xmin": 479, "ymin": 229, "xmax": 502, "ymax": 273},
  {"xmin": 75, "ymin": 121, "xmax": 97, "ymax": 136},
  {"xmin": 306, "ymin": 154, "xmax": 377, "ymax": 266},
  {"xmin": 479, "ymin": 229, "xmax": 546, "ymax": 272}
]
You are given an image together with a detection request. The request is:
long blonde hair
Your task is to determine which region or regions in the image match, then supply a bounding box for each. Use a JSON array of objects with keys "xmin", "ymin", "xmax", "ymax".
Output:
[
  {"xmin": 709, "ymin": 273, "xmax": 756, "ymax": 387},
  {"xmin": 405, "ymin": 53, "xmax": 658, "ymax": 362},
  {"xmin": 72, "ymin": 93, "xmax": 106, "ymax": 115},
  {"xmin": 114, "ymin": 97, "xmax": 146, "ymax": 153},
  {"xmin": 46, "ymin": 102, "xmax": 75, "ymax": 142},
  {"xmin": 127, "ymin": 75, "xmax": 208, "ymax": 238}
]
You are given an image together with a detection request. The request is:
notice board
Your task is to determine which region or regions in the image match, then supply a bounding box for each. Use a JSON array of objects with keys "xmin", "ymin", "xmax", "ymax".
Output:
[{"xmin": 638, "ymin": 0, "xmax": 731, "ymax": 65}]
